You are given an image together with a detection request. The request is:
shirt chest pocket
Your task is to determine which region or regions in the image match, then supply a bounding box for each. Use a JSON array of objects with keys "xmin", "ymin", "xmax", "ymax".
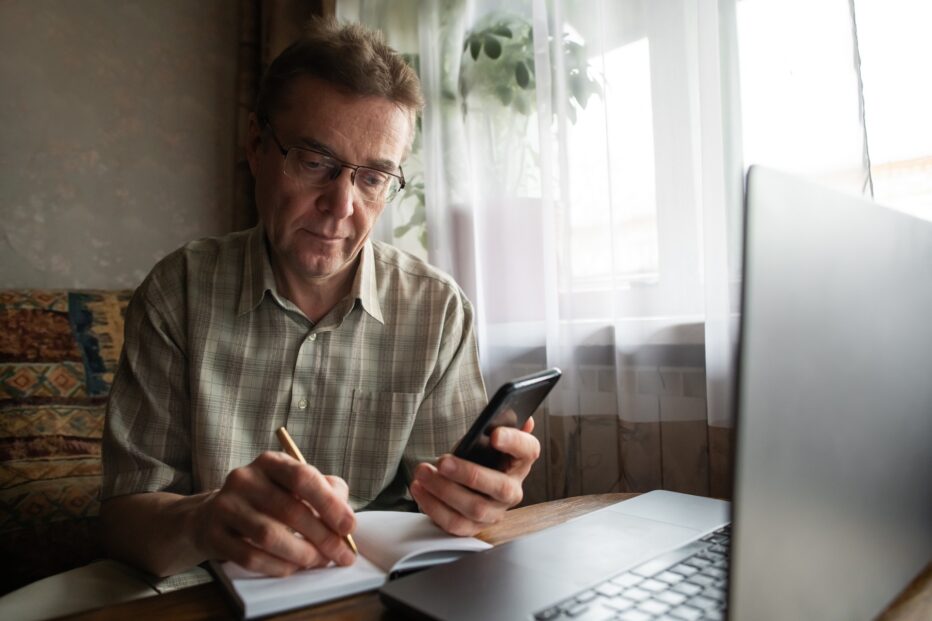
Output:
[{"xmin": 342, "ymin": 390, "xmax": 421, "ymax": 506}]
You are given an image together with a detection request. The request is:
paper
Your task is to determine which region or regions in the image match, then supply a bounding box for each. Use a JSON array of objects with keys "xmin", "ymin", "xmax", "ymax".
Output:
[{"xmin": 212, "ymin": 510, "xmax": 491, "ymax": 619}]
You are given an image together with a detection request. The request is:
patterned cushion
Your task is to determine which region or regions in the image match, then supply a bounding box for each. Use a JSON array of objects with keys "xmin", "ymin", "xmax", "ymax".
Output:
[{"xmin": 0, "ymin": 290, "xmax": 132, "ymax": 595}]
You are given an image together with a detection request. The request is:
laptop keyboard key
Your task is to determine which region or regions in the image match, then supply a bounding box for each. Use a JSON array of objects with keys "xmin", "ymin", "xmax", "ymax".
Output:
[
  {"xmin": 618, "ymin": 610, "xmax": 652, "ymax": 621},
  {"xmin": 595, "ymin": 582, "xmax": 623, "ymax": 598},
  {"xmin": 612, "ymin": 573, "xmax": 643, "ymax": 588},
  {"xmin": 569, "ymin": 605, "xmax": 618, "ymax": 621},
  {"xmin": 687, "ymin": 574, "xmax": 716, "ymax": 588},
  {"xmin": 565, "ymin": 603, "xmax": 589, "ymax": 617},
  {"xmin": 639, "ymin": 578, "xmax": 668, "ymax": 592},
  {"xmin": 672, "ymin": 582, "xmax": 703, "ymax": 597},
  {"xmin": 687, "ymin": 595, "xmax": 721, "ymax": 612},
  {"xmin": 684, "ymin": 556, "xmax": 712, "ymax": 569},
  {"xmin": 671, "ymin": 564, "xmax": 698, "ymax": 577},
  {"xmin": 535, "ymin": 606, "xmax": 561, "ymax": 620},
  {"xmin": 576, "ymin": 590, "xmax": 598, "ymax": 603},
  {"xmin": 668, "ymin": 605, "xmax": 704, "ymax": 620},
  {"xmin": 604, "ymin": 596, "xmax": 636, "ymax": 611},
  {"xmin": 656, "ymin": 570, "xmax": 685, "ymax": 584},
  {"xmin": 631, "ymin": 542, "xmax": 704, "ymax": 578},
  {"xmin": 622, "ymin": 587, "xmax": 651, "ymax": 602},
  {"xmin": 637, "ymin": 599, "xmax": 671, "ymax": 615},
  {"xmin": 655, "ymin": 590, "xmax": 688, "ymax": 606}
]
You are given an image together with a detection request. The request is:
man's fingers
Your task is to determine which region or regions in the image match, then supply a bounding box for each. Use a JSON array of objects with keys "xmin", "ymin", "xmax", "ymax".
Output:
[
  {"xmin": 411, "ymin": 417, "xmax": 542, "ymax": 537},
  {"xmin": 257, "ymin": 452, "xmax": 356, "ymax": 536},
  {"xmin": 324, "ymin": 474, "xmax": 350, "ymax": 502},
  {"xmin": 237, "ymin": 475, "xmax": 355, "ymax": 567},
  {"xmin": 208, "ymin": 453, "xmax": 357, "ymax": 571},
  {"xmin": 415, "ymin": 457, "xmax": 510, "ymax": 527},
  {"xmin": 522, "ymin": 416, "xmax": 535, "ymax": 434},
  {"xmin": 440, "ymin": 456, "xmax": 523, "ymax": 506},
  {"xmin": 208, "ymin": 489, "xmax": 329, "ymax": 570},
  {"xmin": 490, "ymin": 425, "xmax": 540, "ymax": 474},
  {"xmin": 410, "ymin": 478, "xmax": 483, "ymax": 537},
  {"xmin": 214, "ymin": 528, "xmax": 304, "ymax": 577}
]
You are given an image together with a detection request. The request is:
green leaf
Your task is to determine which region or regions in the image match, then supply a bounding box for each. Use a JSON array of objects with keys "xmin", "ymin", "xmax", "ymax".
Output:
[
  {"xmin": 419, "ymin": 229, "xmax": 428, "ymax": 251},
  {"xmin": 515, "ymin": 61, "xmax": 530, "ymax": 89},
  {"xmin": 514, "ymin": 93, "xmax": 530, "ymax": 115},
  {"xmin": 394, "ymin": 224, "xmax": 411, "ymax": 237},
  {"xmin": 569, "ymin": 74, "xmax": 587, "ymax": 108},
  {"xmin": 492, "ymin": 25, "xmax": 513, "ymax": 38},
  {"xmin": 410, "ymin": 207, "xmax": 426, "ymax": 225},
  {"xmin": 470, "ymin": 37, "xmax": 481, "ymax": 61},
  {"xmin": 483, "ymin": 35, "xmax": 502, "ymax": 59},
  {"xmin": 495, "ymin": 84, "xmax": 514, "ymax": 106}
]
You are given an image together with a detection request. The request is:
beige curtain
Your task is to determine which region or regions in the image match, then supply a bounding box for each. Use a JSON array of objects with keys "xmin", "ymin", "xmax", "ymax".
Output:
[{"xmin": 232, "ymin": 0, "xmax": 335, "ymax": 231}]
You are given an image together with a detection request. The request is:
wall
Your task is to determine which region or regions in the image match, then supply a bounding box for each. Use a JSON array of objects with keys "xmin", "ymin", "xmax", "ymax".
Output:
[{"xmin": 0, "ymin": 0, "xmax": 238, "ymax": 289}]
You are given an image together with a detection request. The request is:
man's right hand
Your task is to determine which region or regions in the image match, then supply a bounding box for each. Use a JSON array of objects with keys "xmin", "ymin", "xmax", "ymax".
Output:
[
  {"xmin": 192, "ymin": 451, "xmax": 357, "ymax": 576},
  {"xmin": 100, "ymin": 452, "xmax": 356, "ymax": 578}
]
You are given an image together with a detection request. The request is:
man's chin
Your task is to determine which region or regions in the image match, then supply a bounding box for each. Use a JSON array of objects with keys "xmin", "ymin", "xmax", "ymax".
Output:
[
  {"xmin": 293, "ymin": 253, "xmax": 349, "ymax": 280},
  {"xmin": 279, "ymin": 242, "xmax": 360, "ymax": 282}
]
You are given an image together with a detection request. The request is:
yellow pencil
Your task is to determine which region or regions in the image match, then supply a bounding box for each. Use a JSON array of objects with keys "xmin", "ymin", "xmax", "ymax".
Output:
[{"xmin": 275, "ymin": 426, "xmax": 358, "ymax": 556}]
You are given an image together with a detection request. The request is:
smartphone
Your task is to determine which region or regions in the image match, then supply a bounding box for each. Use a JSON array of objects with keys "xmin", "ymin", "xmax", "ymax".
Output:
[{"xmin": 452, "ymin": 367, "xmax": 562, "ymax": 470}]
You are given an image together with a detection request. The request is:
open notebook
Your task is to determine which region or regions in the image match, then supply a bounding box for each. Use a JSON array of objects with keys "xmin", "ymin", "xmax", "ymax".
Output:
[{"xmin": 210, "ymin": 510, "xmax": 491, "ymax": 619}]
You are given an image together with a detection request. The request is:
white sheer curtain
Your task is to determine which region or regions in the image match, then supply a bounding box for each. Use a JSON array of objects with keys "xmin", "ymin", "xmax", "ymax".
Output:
[{"xmin": 338, "ymin": 0, "xmax": 927, "ymax": 503}]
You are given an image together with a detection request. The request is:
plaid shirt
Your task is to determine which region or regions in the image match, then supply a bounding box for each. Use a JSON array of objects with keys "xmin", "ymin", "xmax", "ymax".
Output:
[{"xmin": 102, "ymin": 226, "xmax": 486, "ymax": 510}]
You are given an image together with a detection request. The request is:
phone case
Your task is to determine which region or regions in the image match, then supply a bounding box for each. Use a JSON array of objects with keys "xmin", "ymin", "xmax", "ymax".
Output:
[{"xmin": 453, "ymin": 367, "xmax": 562, "ymax": 470}]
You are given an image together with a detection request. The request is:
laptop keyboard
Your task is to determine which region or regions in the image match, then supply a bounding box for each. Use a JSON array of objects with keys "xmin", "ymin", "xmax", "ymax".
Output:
[{"xmin": 534, "ymin": 525, "xmax": 731, "ymax": 621}]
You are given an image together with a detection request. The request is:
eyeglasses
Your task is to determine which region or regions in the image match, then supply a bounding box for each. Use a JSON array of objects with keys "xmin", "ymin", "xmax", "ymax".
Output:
[{"xmin": 263, "ymin": 123, "xmax": 405, "ymax": 205}]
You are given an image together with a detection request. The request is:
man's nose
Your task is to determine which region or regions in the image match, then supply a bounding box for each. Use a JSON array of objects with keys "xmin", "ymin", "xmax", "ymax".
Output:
[{"xmin": 318, "ymin": 167, "xmax": 355, "ymax": 218}]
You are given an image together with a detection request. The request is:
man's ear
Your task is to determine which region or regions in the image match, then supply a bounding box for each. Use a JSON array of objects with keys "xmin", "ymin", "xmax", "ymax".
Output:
[{"xmin": 245, "ymin": 113, "xmax": 263, "ymax": 176}]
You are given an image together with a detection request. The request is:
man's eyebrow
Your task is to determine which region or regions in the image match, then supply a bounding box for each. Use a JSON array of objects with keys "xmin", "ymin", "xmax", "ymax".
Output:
[{"xmin": 299, "ymin": 137, "xmax": 400, "ymax": 173}]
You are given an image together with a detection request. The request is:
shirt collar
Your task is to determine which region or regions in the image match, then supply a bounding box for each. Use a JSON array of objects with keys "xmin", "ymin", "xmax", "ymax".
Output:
[
  {"xmin": 354, "ymin": 240, "xmax": 384, "ymax": 324},
  {"xmin": 237, "ymin": 225, "xmax": 277, "ymax": 316},
  {"xmin": 237, "ymin": 226, "xmax": 384, "ymax": 324}
]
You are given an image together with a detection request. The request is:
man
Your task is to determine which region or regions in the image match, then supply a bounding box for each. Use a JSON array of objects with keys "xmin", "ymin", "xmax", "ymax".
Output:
[{"xmin": 99, "ymin": 17, "xmax": 541, "ymax": 583}]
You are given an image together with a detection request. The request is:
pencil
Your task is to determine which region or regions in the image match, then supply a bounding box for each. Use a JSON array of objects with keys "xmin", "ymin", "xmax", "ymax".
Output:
[{"xmin": 275, "ymin": 426, "xmax": 358, "ymax": 556}]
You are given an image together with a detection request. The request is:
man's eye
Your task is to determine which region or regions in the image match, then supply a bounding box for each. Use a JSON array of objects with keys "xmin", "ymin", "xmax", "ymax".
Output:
[
  {"xmin": 359, "ymin": 169, "xmax": 389, "ymax": 188},
  {"xmin": 297, "ymin": 156, "xmax": 325, "ymax": 170},
  {"xmin": 292, "ymin": 151, "xmax": 334, "ymax": 172}
]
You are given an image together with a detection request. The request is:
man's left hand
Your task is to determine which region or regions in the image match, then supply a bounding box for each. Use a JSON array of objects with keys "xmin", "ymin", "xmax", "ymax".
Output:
[{"xmin": 410, "ymin": 417, "xmax": 541, "ymax": 536}]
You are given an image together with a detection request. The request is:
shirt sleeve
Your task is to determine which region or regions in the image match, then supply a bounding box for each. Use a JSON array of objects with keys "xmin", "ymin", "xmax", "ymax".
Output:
[
  {"xmin": 101, "ymin": 254, "xmax": 193, "ymax": 500},
  {"xmin": 399, "ymin": 287, "xmax": 488, "ymax": 481}
]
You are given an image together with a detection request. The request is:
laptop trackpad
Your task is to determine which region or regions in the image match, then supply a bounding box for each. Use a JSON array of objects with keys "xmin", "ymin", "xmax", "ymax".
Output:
[
  {"xmin": 381, "ymin": 509, "xmax": 701, "ymax": 621},
  {"xmin": 501, "ymin": 510, "xmax": 701, "ymax": 587}
]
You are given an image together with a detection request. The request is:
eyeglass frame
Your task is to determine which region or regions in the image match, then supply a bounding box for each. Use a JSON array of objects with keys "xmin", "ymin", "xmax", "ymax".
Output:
[{"xmin": 259, "ymin": 120, "xmax": 406, "ymax": 204}]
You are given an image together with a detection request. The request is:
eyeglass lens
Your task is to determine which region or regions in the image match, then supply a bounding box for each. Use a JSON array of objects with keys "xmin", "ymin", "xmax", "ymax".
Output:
[{"xmin": 284, "ymin": 149, "xmax": 400, "ymax": 203}]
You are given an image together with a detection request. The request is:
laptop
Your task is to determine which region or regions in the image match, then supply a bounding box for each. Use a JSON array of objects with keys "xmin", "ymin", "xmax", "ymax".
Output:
[{"xmin": 380, "ymin": 166, "xmax": 932, "ymax": 620}]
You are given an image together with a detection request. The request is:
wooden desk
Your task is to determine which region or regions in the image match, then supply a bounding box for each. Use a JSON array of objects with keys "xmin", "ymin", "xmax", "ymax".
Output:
[{"xmin": 61, "ymin": 493, "xmax": 931, "ymax": 621}]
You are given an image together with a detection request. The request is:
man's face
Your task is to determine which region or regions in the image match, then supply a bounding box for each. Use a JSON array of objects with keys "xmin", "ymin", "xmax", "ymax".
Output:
[{"xmin": 247, "ymin": 76, "xmax": 412, "ymax": 285}]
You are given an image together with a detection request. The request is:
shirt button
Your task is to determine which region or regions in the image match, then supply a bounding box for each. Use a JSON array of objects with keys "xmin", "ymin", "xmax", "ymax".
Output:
[
  {"xmin": 297, "ymin": 399, "xmax": 308, "ymax": 410},
  {"xmin": 307, "ymin": 334, "xmax": 317, "ymax": 342}
]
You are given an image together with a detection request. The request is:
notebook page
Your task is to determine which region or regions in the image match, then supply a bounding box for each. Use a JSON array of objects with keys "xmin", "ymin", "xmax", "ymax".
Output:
[{"xmin": 353, "ymin": 511, "xmax": 491, "ymax": 575}]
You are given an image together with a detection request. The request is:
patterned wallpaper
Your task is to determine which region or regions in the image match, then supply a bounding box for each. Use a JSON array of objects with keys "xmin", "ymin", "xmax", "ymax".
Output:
[{"xmin": 0, "ymin": 0, "xmax": 239, "ymax": 289}]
